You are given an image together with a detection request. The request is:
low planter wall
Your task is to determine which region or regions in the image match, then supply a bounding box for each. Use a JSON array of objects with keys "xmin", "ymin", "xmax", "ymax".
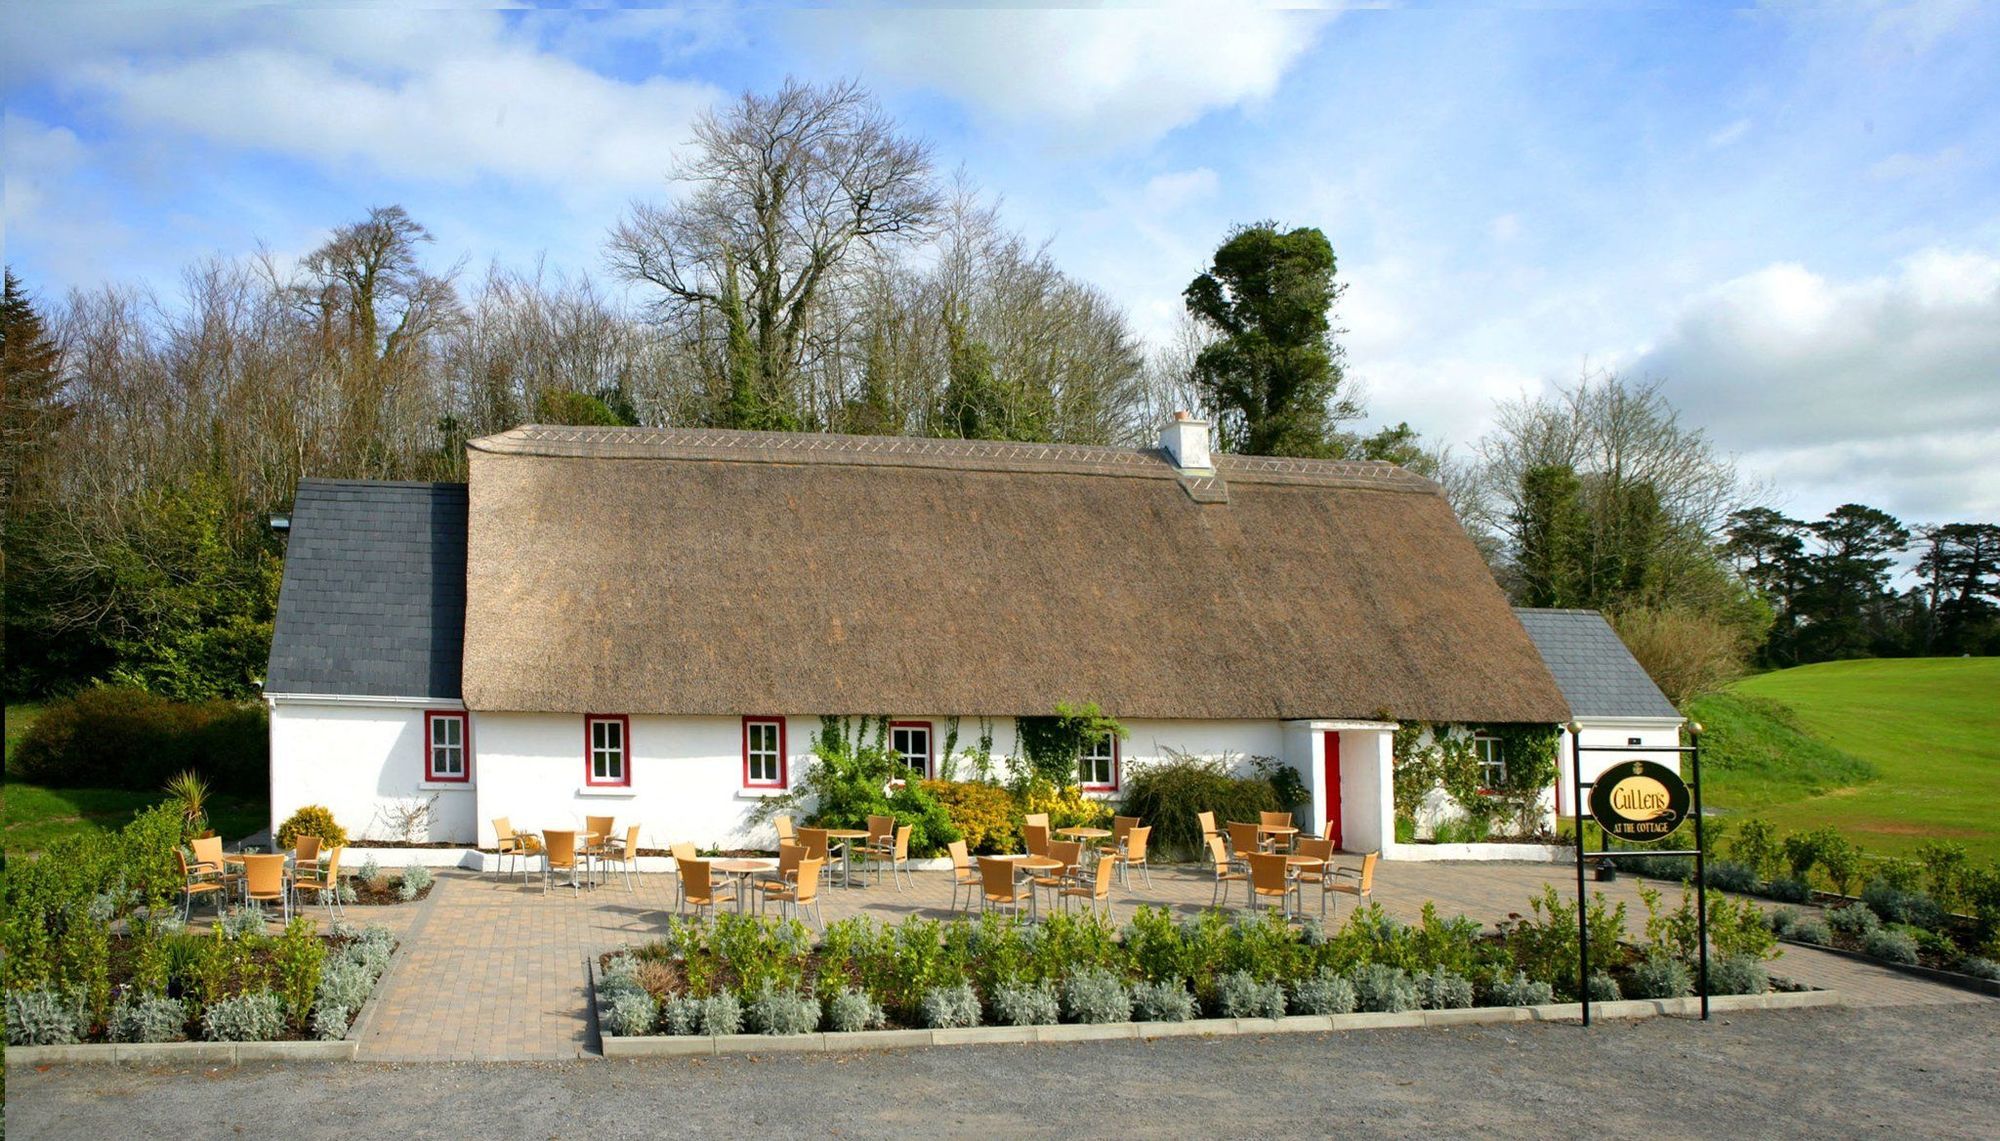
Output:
[
  {"xmin": 1382, "ymin": 842, "xmax": 1569, "ymax": 863},
  {"xmin": 599, "ymin": 989, "xmax": 1840, "ymax": 1058}
]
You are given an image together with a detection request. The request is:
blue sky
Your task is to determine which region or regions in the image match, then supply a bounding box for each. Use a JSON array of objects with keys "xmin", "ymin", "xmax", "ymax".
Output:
[{"xmin": 5, "ymin": 2, "xmax": 1998, "ymax": 526}]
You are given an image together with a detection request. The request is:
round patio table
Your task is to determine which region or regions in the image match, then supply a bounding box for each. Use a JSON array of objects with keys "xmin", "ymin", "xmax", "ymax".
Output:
[
  {"xmin": 822, "ymin": 828, "xmax": 869, "ymax": 888},
  {"xmin": 711, "ymin": 858, "xmax": 775, "ymax": 913},
  {"xmin": 1017, "ymin": 855, "xmax": 1065, "ymax": 920},
  {"xmin": 1258, "ymin": 824, "xmax": 1299, "ymax": 853},
  {"xmin": 1057, "ymin": 826, "xmax": 1115, "ymax": 868}
]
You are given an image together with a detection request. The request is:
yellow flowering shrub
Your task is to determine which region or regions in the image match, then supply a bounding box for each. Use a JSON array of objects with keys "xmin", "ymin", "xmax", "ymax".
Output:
[
  {"xmin": 1020, "ymin": 778, "xmax": 1114, "ymax": 832},
  {"xmin": 922, "ymin": 780, "xmax": 1017, "ymax": 854}
]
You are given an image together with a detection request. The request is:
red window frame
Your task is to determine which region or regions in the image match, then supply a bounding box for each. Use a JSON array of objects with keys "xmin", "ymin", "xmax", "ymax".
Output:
[
  {"xmin": 1079, "ymin": 732, "xmax": 1120, "ymax": 792},
  {"xmin": 584, "ymin": 714, "xmax": 631, "ymax": 787},
  {"xmin": 742, "ymin": 717, "xmax": 788, "ymax": 789},
  {"xmin": 424, "ymin": 710, "xmax": 470, "ymax": 783},
  {"xmin": 888, "ymin": 720, "xmax": 934, "ymax": 779}
]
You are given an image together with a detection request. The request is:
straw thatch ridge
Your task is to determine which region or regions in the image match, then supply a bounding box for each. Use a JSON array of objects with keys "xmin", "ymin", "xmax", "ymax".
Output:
[{"xmin": 461, "ymin": 425, "xmax": 1569, "ymax": 724}]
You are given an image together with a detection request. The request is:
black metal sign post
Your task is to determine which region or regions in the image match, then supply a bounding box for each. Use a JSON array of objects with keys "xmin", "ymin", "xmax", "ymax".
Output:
[{"xmin": 1571, "ymin": 721, "xmax": 1710, "ymax": 1026}]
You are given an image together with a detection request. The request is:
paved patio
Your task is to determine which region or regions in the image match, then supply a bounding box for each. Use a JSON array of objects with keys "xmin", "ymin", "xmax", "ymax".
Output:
[{"xmin": 285, "ymin": 857, "xmax": 1989, "ymax": 1062}]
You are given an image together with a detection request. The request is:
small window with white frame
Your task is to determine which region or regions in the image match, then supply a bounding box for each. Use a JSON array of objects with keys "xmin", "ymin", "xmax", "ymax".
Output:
[
  {"xmin": 587, "ymin": 715, "xmax": 629, "ymax": 786},
  {"xmin": 744, "ymin": 718, "xmax": 786, "ymax": 788},
  {"xmin": 1474, "ymin": 733, "xmax": 1505, "ymax": 791},
  {"xmin": 1079, "ymin": 732, "xmax": 1118, "ymax": 790},
  {"xmin": 426, "ymin": 711, "xmax": 468, "ymax": 782},
  {"xmin": 890, "ymin": 722, "xmax": 931, "ymax": 778}
]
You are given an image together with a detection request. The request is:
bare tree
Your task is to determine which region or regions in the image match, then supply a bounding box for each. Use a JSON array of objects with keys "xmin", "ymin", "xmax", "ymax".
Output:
[{"xmin": 607, "ymin": 78, "xmax": 943, "ymax": 430}]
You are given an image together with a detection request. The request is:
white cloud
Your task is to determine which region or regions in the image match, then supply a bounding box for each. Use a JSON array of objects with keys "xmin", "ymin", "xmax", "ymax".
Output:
[
  {"xmin": 794, "ymin": 7, "xmax": 1333, "ymax": 147},
  {"xmin": 1707, "ymin": 118, "xmax": 1751, "ymax": 148},
  {"xmin": 1634, "ymin": 248, "xmax": 2000, "ymax": 520},
  {"xmin": 1488, "ymin": 213, "xmax": 1521, "ymax": 242},
  {"xmin": 1868, "ymin": 145, "xmax": 1970, "ymax": 182}
]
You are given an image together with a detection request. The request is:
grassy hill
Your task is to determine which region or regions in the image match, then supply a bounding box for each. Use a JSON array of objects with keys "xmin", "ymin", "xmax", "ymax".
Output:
[{"xmin": 1691, "ymin": 657, "xmax": 2000, "ymax": 861}]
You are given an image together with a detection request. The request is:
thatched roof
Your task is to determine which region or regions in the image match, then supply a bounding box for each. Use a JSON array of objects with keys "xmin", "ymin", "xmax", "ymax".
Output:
[{"xmin": 460, "ymin": 425, "xmax": 1569, "ymax": 724}]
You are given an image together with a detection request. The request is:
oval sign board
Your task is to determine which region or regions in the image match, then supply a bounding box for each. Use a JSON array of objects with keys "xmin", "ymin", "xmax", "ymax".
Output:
[{"xmin": 1589, "ymin": 760, "xmax": 1691, "ymax": 844}]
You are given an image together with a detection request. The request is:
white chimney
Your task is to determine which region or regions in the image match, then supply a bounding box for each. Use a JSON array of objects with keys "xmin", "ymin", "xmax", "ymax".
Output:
[{"xmin": 1159, "ymin": 411, "xmax": 1213, "ymax": 472}]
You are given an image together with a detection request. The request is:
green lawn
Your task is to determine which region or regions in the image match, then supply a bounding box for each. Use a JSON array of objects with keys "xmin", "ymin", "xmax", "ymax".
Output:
[
  {"xmin": 3, "ymin": 701, "xmax": 263, "ymax": 855},
  {"xmin": 1692, "ymin": 657, "xmax": 2000, "ymax": 862}
]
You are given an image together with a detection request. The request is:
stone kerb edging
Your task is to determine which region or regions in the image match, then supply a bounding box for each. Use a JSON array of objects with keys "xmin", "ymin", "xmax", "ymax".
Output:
[
  {"xmin": 597, "ymin": 989, "xmax": 1841, "ymax": 1059},
  {"xmin": 1781, "ymin": 937, "xmax": 2000, "ymax": 998}
]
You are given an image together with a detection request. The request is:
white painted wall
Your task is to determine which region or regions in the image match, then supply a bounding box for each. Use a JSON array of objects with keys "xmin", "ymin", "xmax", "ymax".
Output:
[
  {"xmin": 268, "ymin": 699, "xmax": 478, "ymax": 844},
  {"xmin": 1554, "ymin": 719, "xmax": 1686, "ymax": 816}
]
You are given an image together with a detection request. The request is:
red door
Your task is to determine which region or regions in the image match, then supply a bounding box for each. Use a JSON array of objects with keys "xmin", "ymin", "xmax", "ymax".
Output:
[{"xmin": 1323, "ymin": 731, "xmax": 1343, "ymax": 850}]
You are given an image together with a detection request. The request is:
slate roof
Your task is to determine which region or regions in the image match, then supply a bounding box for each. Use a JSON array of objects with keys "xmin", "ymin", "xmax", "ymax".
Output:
[
  {"xmin": 266, "ymin": 479, "xmax": 467, "ymax": 699},
  {"xmin": 1512, "ymin": 608, "xmax": 1681, "ymax": 720}
]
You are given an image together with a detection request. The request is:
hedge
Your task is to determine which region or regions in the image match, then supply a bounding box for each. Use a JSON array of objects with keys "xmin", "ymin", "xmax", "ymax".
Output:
[{"xmin": 12, "ymin": 686, "xmax": 267, "ymax": 792}]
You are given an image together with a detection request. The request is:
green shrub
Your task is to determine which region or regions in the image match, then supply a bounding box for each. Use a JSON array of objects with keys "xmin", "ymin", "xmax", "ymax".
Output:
[
  {"xmin": 1587, "ymin": 972, "xmax": 1622, "ymax": 1002},
  {"xmin": 1826, "ymin": 903, "xmax": 1880, "ymax": 938},
  {"xmin": 1507, "ymin": 886, "xmax": 1626, "ymax": 996},
  {"xmin": 1348, "ymin": 964, "xmax": 1418, "ymax": 1014},
  {"xmin": 1912, "ymin": 841, "xmax": 1970, "ymax": 911},
  {"xmin": 1289, "ymin": 968, "xmax": 1359, "ymax": 1016},
  {"xmin": 1060, "ymin": 967, "xmax": 1133, "ymax": 1024},
  {"xmin": 1959, "ymin": 957, "xmax": 2000, "ymax": 982},
  {"xmin": 1861, "ymin": 927, "xmax": 1919, "ymax": 965},
  {"xmin": 921, "ymin": 780, "xmax": 1017, "ymax": 854},
  {"xmin": 1130, "ymin": 980, "xmax": 1199, "ymax": 1022},
  {"xmin": 1628, "ymin": 954, "xmax": 1693, "ymax": 999},
  {"xmin": 1706, "ymin": 954, "xmax": 1769, "ymax": 996},
  {"xmin": 312, "ymin": 1004, "xmax": 350, "ymax": 1041},
  {"xmin": 1415, "ymin": 969, "xmax": 1475, "ymax": 1010},
  {"xmin": 824, "ymin": 987, "xmax": 886, "ymax": 1033},
  {"xmin": 991, "ymin": 980, "xmax": 1061, "ymax": 1026},
  {"xmin": 6, "ymin": 987, "xmax": 82, "ymax": 1046},
  {"xmin": 919, "ymin": 983, "xmax": 982, "ymax": 1029},
  {"xmin": 201, "ymin": 991, "xmax": 285, "ymax": 1041},
  {"xmin": 1704, "ymin": 861, "xmax": 1759, "ymax": 893},
  {"xmin": 603, "ymin": 991, "xmax": 657, "ymax": 1036},
  {"xmin": 1860, "ymin": 882, "xmax": 1943, "ymax": 931},
  {"xmin": 661, "ymin": 995, "xmax": 703, "ymax": 1035},
  {"xmin": 108, "ymin": 991, "xmax": 189, "ymax": 1043},
  {"xmin": 1118, "ymin": 748, "xmax": 1281, "ymax": 861},
  {"xmin": 1215, "ymin": 970, "xmax": 1287, "ymax": 1018},
  {"xmin": 1727, "ymin": 818, "xmax": 1783, "ymax": 881},
  {"xmin": 746, "ymin": 987, "xmax": 818, "ymax": 1035},
  {"xmin": 1707, "ymin": 896, "xmax": 1779, "ymax": 960},
  {"xmin": 272, "ymin": 916, "xmax": 325, "ymax": 1030},
  {"xmin": 1763, "ymin": 877, "xmax": 1811, "ymax": 904},
  {"xmin": 1789, "ymin": 919, "xmax": 1831, "ymax": 946},
  {"xmin": 1783, "ymin": 826, "xmax": 1861, "ymax": 894},
  {"xmin": 11, "ymin": 686, "xmax": 268, "ymax": 791},
  {"xmin": 276, "ymin": 805, "xmax": 348, "ymax": 851},
  {"xmin": 885, "ymin": 781, "xmax": 961, "ymax": 858},
  {"xmin": 397, "ymin": 864, "xmax": 434, "ymax": 901},
  {"xmin": 697, "ymin": 992, "xmax": 743, "ymax": 1035},
  {"xmin": 1488, "ymin": 970, "xmax": 1555, "ymax": 1007}
]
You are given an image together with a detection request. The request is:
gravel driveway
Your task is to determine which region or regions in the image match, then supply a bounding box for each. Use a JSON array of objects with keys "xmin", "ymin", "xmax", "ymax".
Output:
[{"xmin": 8, "ymin": 1003, "xmax": 1996, "ymax": 1139}]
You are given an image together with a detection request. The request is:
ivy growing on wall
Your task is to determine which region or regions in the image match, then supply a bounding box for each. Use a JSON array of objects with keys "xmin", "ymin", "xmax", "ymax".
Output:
[
  {"xmin": 1015, "ymin": 701, "xmax": 1127, "ymax": 788},
  {"xmin": 1392, "ymin": 722, "xmax": 1561, "ymax": 839}
]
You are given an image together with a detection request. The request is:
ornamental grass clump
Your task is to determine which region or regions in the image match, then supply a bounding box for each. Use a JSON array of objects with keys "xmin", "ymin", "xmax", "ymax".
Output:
[
  {"xmin": 1348, "ymin": 964, "xmax": 1418, "ymax": 1014},
  {"xmin": 1215, "ymin": 970, "xmax": 1287, "ymax": 1019},
  {"xmin": 1288, "ymin": 968, "xmax": 1358, "ymax": 1016},
  {"xmin": 201, "ymin": 992, "xmax": 286, "ymax": 1042},
  {"xmin": 824, "ymin": 988, "xmax": 886, "ymax": 1033},
  {"xmin": 1488, "ymin": 971, "xmax": 1555, "ymax": 1008},
  {"xmin": 1861, "ymin": 927, "xmax": 1920, "ymax": 965},
  {"xmin": 1060, "ymin": 967, "xmax": 1133, "ymax": 1025},
  {"xmin": 919, "ymin": 983, "xmax": 982, "ymax": 1029},
  {"xmin": 109, "ymin": 991, "xmax": 187, "ymax": 1044},
  {"xmin": 747, "ymin": 987, "xmax": 820, "ymax": 1035},
  {"xmin": 6, "ymin": 988, "xmax": 83, "ymax": 1046},
  {"xmin": 604, "ymin": 992, "xmax": 659, "ymax": 1036},
  {"xmin": 1706, "ymin": 954, "xmax": 1770, "ymax": 996},
  {"xmin": 1130, "ymin": 980, "xmax": 1198, "ymax": 1022},
  {"xmin": 1628, "ymin": 954, "xmax": 1693, "ymax": 999},
  {"xmin": 991, "ymin": 980, "xmax": 1061, "ymax": 1027},
  {"xmin": 1415, "ymin": 970, "xmax": 1474, "ymax": 1010}
]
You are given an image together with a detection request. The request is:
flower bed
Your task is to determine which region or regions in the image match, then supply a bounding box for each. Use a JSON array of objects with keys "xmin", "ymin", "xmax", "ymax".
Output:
[
  {"xmin": 344, "ymin": 857, "xmax": 435, "ymax": 905},
  {"xmin": 1768, "ymin": 902, "xmax": 2000, "ymax": 989},
  {"xmin": 594, "ymin": 888, "xmax": 1788, "ymax": 1042}
]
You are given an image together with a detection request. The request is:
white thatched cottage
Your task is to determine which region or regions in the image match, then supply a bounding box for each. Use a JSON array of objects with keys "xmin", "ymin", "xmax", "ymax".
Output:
[{"xmin": 264, "ymin": 419, "xmax": 1574, "ymax": 855}]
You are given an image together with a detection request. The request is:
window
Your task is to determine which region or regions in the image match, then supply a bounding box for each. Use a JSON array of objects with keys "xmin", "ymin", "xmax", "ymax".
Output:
[
  {"xmin": 425, "ymin": 711, "xmax": 468, "ymax": 782},
  {"xmin": 1079, "ymin": 732, "xmax": 1119, "ymax": 790},
  {"xmin": 889, "ymin": 721, "xmax": 932, "ymax": 778},
  {"xmin": 743, "ymin": 717, "xmax": 787, "ymax": 788},
  {"xmin": 585, "ymin": 715, "xmax": 630, "ymax": 786},
  {"xmin": 1474, "ymin": 734, "xmax": 1505, "ymax": 791}
]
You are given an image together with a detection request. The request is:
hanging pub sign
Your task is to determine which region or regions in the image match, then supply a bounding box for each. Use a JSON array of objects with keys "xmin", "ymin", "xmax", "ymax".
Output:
[{"xmin": 1588, "ymin": 760, "xmax": 1691, "ymax": 843}]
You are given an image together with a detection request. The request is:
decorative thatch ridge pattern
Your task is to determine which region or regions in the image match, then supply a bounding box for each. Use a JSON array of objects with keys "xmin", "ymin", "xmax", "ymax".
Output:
[{"xmin": 461, "ymin": 425, "xmax": 1569, "ymax": 724}]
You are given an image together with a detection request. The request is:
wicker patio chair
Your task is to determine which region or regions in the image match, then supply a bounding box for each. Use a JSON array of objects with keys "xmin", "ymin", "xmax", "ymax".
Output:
[
  {"xmin": 242, "ymin": 853, "xmax": 290, "ymax": 923},
  {"xmin": 1226, "ymin": 821, "xmax": 1265, "ymax": 868},
  {"xmin": 1030, "ymin": 840, "xmax": 1084, "ymax": 908},
  {"xmin": 859, "ymin": 824, "xmax": 914, "ymax": 892},
  {"xmin": 1292, "ymin": 837, "xmax": 1333, "ymax": 912},
  {"xmin": 979, "ymin": 858, "xmax": 1030, "ymax": 918},
  {"xmin": 1196, "ymin": 810, "xmax": 1218, "ymax": 840},
  {"xmin": 582, "ymin": 815, "xmax": 617, "ymax": 883},
  {"xmin": 292, "ymin": 846, "xmax": 345, "ymax": 919},
  {"xmin": 1103, "ymin": 825, "xmax": 1153, "ymax": 887},
  {"xmin": 946, "ymin": 840, "xmax": 980, "ymax": 912},
  {"xmin": 491, "ymin": 817, "xmax": 532, "ymax": 881},
  {"xmin": 292, "ymin": 834, "xmax": 322, "ymax": 878},
  {"xmin": 191, "ymin": 834, "xmax": 238, "ymax": 895},
  {"xmin": 676, "ymin": 856, "xmax": 735, "ymax": 919},
  {"xmin": 598, "ymin": 825, "xmax": 642, "ymax": 892},
  {"xmin": 756, "ymin": 842, "xmax": 805, "ymax": 899},
  {"xmin": 542, "ymin": 830, "xmax": 585, "ymax": 895},
  {"xmin": 1247, "ymin": 852, "xmax": 1298, "ymax": 917},
  {"xmin": 774, "ymin": 814, "xmax": 796, "ymax": 847},
  {"xmin": 762, "ymin": 856, "xmax": 825, "ymax": 929},
  {"xmin": 1058, "ymin": 859, "xmax": 1116, "ymax": 917},
  {"xmin": 1023, "ymin": 812, "xmax": 1050, "ymax": 830},
  {"xmin": 1097, "ymin": 815, "xmax": 1140, "ymax": 858},
  {"xmin": 177, "ymin": 848, "xmax": 226, "ymax": 922},
  {"xmin": 1206, "ymin": 834, "xmax": 1247, "ymax": 908},
  {"xmin": 1260, "ymin": 811, "xmax": 1296, "ymax": 853},
  {"xmin": 1320, "ymin": 852, "xmax": 1379, "ymax": 919},
  {"xmin": 1023, "ymin": 823, "xmax": 1051, "ymax": 859}
]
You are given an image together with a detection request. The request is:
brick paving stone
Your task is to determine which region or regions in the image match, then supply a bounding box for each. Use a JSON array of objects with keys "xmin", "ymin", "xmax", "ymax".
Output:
[{"xmin": 212, "ymin": 855, "xmax": 1985, "ymax": 1062}]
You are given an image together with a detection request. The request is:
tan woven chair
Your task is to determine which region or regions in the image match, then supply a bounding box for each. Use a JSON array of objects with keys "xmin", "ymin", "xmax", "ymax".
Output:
[
  {"xmin": 1226, "ymin": 822, "xmax": 1265, "ymax": 873},
  {"xmin": 1030, "ymin": 840, "xmax": 1084, "ymax": 907},
  {"xmin": 242, "ymin": 853, "xmax": 290, "ymax": 923},
  {"xmin": 1023, "ymin": 812, "xmax": 1050, "ymax": 830},
  {"xmin": 1058, "ymin": 859, "xmax": 1116, "ymax": 917},
  {"xmin": 946, "ymin": 840, "xmax": 979, "ymax": 912},
  {"xmin": 864, "ymin": 814, "xmax": 895, "ymax": 855},
  {"xmin": 293, "ymin": 834, "xmax": 322, "ymax": 877},
  {"xmin": 757, "ymin": 842, "xmax": 805, "ymax": 899},
  {"xmin": 774, "ymin": 814, "xmax": 796, "ymax": 847},
  {"xmin": 1322, "ymin": 819, "xmax": 1340, "ymax": 844},
  {"xmin": 979, "ymin": 858, "xmax": 1030, "ymax": 918},
  {"xmin": 1196, "ymin": 810, "xmax": 1218, "ymax": 840},
  {"xmin": 1098, "ymin": 815, "xmax": 1140, "ymax": 858},
  {"xmin": 1260, "ymin": 811, "xmax": 1295, "ymax": 853},
  {"xmin": 859, "ymin": 824, "xmax": 914, "ymax": 892},
  {"xmin": 669, "ymin": 841, "xmax": 698, "ymax": 862},
  {"xmin": 1023, "ymin": 823, "xmax": 1050, "ymax": 859},
  {"xmin": 1293, "ymin": 837, "xmax": 1333, "ymax": 911},
  {"xmin": 582, "ymin": 815, "xmax": 617, "ymax": 883},
  {"xmin": 597, "ymin": 825, "xmax": 642, "ymax": 892},
  {"xmin": 191, "ymin": 834, "xmax": 237, "ymax": 894},
  {"xmin": 762, "ymin": 856, "xmax": 825, "ymax": 928},
  {"xmin": 1206, "ymin": 833, "xmax": 1247, "ymax": 907},
  {"xmin": 1103, "ymin": 825, "xmax": 1153, "ymax": 887},
  {"xmin": 1320, "ymin": 851, "xmax": 1379, "ymax": 918},
  {"xmin": 798, "ymin": 827, "xmax": 831, "ymax": 863},
  {"xmin": 1248, "ymin": 852, "xmax": 1297, "ymax": 916},
  {"xmin": 177, "ymin": 848, "xmax": 225, "ymax": 921},
  {"xmin": 491, "ymin": 817, "xmax": 532, "ymax": 881},
  {"xmin": 542, "ymin": 830, "xmax": 584, "ymax": 895},
  {"xmin": 676, "ymin": 857, "xmax": 735, "ymax": 918},
  {"xmin": 293, "ymin": 846, "xmax": 345, "ymax": 918}
]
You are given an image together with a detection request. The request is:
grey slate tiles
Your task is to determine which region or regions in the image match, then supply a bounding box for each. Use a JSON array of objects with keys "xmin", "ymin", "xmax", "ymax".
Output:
[
  {"xmin": 265, "ymin": 479, "xmax": 467, "ymax": 699},
  {"xmin": 1512, "ymin": 607, "xmax": 1681, "ymax": 719}
]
